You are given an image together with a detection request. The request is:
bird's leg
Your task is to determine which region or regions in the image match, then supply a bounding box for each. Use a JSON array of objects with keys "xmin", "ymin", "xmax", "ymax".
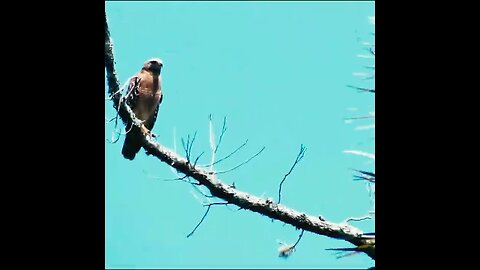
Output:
[
  {"xmin": 140, "ymin": 124, "xmax": 157, "ymax": 138},
  {"xmin": 140, "ymin": 124, "xmax": 150, "ymax": 136}
]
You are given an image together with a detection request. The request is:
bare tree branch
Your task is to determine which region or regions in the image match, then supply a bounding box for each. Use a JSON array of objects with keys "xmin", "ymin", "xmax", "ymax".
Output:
[
  {"xmin": 186, "ymin": 204, "xmax": 212, "ymax": 238},
  {"xmin": 215, "ymin": 116, "xmax": 227, "ymax": 154},
  {"xmin": 343, "ymin": 215, "xmax": 372, "ymax": 224},
  {"xmin": 181, "ymin": 131, "xmax": 198, "ymax": 163},
  {"xmin": 204, "ymin": 202, "xmax": 230, "ymax": 207},
  {"xmin": 292, "ymin": 229, "xmax": 305, "ymax": 249},
  {"xmin": 278, "ymin": 144, "xmax": 306, "ymax": 204},
  {"xmin": 186, "ymin": 202, "xmax": 230, "ymax": 238},
  {"xmin": 278, "ymin": 229, "xmax": 305, "ymax": 258},
  {"xmin": 193, "ymin": 151, "xmax": 205, "ymax": 167},
  {"xmin": 204, "ymin": 139, "xmax": 249, "ymax": 167},
  {"xmin": 344, "ymin": 115, "xmax": 375, "ymax": 121},
  {"xmin": 105, "ymin": 16, "xmax": 375, "ymax": 260},
  {"xmin": 216, "ymin": 146, "xmax": 266, "ymax": 174},
  {"xmin": 347, "ymin": 85, "xmax": 375, "ymax": 93},
  {"xmin": 105, "ymin": 11, "xmax": 120, "ymax": 105},
  {"xmin": 351, "ymin": 169, "xmax": 376, "ymax": 183},
  {"xmin": 129, "ymin": 136, "xmax": 374, "ymax": 258}
]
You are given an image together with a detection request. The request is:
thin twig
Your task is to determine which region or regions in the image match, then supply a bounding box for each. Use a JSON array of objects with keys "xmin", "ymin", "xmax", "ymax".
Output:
[
  {"xmin": 214, "ymin": 116, "xmax": 227, "ymax": 154},
  {"xmin": 193, "ymin": 151, "xmax": 205, "ymax": 167},
  {"xmin": 278, "ymin": 144, "xmax": 306, "ymax": 203},
  {"xmin": 120, "ymin": 121, "xmax": 135, "ymax": 135},
  {"xmin": 343, "ymin": 215, "xmax": 372, "ymax": 224},
  {"xmin": 347, "ymin": 85, "xmax": 375, "ymax": 93},
  {"xmin": 354, "ymin": 175, "xmax": 375, "ymax": 183},
  {"xmin": 160, "ymin": 176, "xmax": 190, "ymax": 183},
  {"xmin": 181, "ymin": 132, "xmax": 197, "ymax": 163},
  {"xmin": 344, "ymin": 115, "xmax": 375, "ymax": 121},
  {"xmin": 351, "ymin": 169, "xmax": 375, "ymax": 183},
  {"xmin": 105, "ymin": 116, "xmax": 117, "ymax": 123},
  {"xmin": 204, "ymin": 139, "xmax": 249, "ymax": 167},
  {"xmin": 190, "ymin": 185, "xmax": 215, "ymax": 199},
  {"xmin": 186, "ymin": 202, "xmax": 230, "ymax": 238},
  {"xmin": 292, "ymin": 229, "xmax": 305, "ymax": 249},
  {"xmin": 204, "ymin": 202, "xmax": 230, "ymax": 207},
  {"xmin": 186, "ymin": 205, "xmax": 212, "ymax": 238},
  {"xmin": 216, "ymin": 146, "xmax": 266, "ymax": 174},
  {"xmin": 189, "ymin": 131, "xmax": 198, "ymax": 161}
]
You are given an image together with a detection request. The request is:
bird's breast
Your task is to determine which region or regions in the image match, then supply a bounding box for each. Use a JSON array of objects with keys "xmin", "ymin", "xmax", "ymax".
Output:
[
  {"xmin": 134, "ymin": 90, "xmax": 161, "ymax": 121},
  {"xmin": 131, "ymin": 72, "xmax": 162, "ymax": 121}
]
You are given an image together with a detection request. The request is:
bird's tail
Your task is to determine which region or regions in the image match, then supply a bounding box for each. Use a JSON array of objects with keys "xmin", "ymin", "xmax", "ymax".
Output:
[{"xmin": 121, "ymin": 125, "xmax": 142, "ymax": 160}]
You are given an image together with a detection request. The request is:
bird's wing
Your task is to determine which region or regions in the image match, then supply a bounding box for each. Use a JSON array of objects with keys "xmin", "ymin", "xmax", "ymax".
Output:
[
  {"xmin": 125, "ymin": 75, "xmax": 141, "ymax": 110},
  {"xmin": 145, "ymin": 92, "xmax": 163, "ymax": 131}
]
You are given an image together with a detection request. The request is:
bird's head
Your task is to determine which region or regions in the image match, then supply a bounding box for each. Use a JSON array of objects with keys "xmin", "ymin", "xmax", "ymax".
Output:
[{"xmin": 143, "ymin": 58, "xmax": 163, "ymax": 75}]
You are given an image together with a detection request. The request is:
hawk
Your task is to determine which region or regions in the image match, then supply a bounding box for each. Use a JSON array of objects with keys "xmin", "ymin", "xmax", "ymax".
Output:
[{"xmin": 121, "ymin": 58, "xmax": 164, "ymax": 160}]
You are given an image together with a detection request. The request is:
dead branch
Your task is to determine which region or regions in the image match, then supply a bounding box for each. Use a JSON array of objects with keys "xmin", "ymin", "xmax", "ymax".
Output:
[
  {"xmin": 343, "ymin": 215, "xmax": 372, "ymax": 224},
  {"xmin": 121, "ymin": 132, "xmax": 374, "ymax": 258},
  {"xmin": 292, "ymin": 229, "xmax": 305, "ymax": 249},
  {"xmin": 278, "ymin": 229, "xmax": 305, "ymax": 258},
  {"xmin": 214, "ymin": 116, "xmax": 227, "ymax": 154},
  {"xmin": 216, "ymin": 146, "xmax": 266, "ymax": 174},
  {"xmin": 193, "ymin": 151, "xmax": 204, "ymax": 167},
  {"xmin": 181, "ymin": 131, "xmax": 198, "ymax": 163},
  {"xmin": 186, "ymin": 204, "xmax": 212, "ymax": 238},
  {"xmin": 204, "ymin": 139, "xmax": 249, "ymax": 167},
  {"xmin": 278, "ymin": 144, "xmax": 306, "ymax": 204},
  {"xmin": 347, "ymin": 85, "xmax": 375, "ymax": 93},
  {"xmin": 351, "ymin": 169, "xmax": 376, "ymax": 183},
  {"xmin": 105, "ymin": 16, "xmax": 374, "ymax": 260},
  {"xmin": 105, "ymin": 12, "xmax": 120, "ymax": 103},
  {"xmin": 344, "ymin": 115, "xmax": 375, "ymax": 121},
  {"xmin": 186, "ymin": 202, "xmax": 230, "ymax": 238}
]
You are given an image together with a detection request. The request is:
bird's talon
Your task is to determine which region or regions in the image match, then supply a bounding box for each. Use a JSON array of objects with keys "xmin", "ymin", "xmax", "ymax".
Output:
[{"xmin": 140, "ymin": 125, "xmax": 150, "ymax": 136}]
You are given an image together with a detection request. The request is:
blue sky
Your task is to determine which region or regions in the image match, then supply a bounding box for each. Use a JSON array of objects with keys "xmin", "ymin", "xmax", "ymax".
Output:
[{"xmin": 105, "ymin": 1, "xmax": 375, "ymax": 268}]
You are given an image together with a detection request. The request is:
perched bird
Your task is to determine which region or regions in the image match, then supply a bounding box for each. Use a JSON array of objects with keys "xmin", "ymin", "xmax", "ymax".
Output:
[{"xmin": 121, "ymin": 58, "xmax": 164, "ymax": 160}]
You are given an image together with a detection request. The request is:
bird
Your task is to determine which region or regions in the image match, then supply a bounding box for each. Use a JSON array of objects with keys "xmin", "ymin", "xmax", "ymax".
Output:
[{"xmin": 121, "ymin": 58, "xmax": 164, "ymax": 160}]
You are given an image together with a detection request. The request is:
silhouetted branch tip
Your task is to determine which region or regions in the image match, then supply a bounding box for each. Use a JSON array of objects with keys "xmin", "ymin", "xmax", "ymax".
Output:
[
  {"xmin": 277, "ymin": 144, "xmax": 307, "ymax": 203},
  {"xmin": 187, "ymin": 202, "xmax": 229, "ymax": 238},
  {"xmin": 204, "ymin": 139, "xmax": 249, "ymax": 167},
  {"xmin": 216, "ymin": 146, "xmax": 266, "ymax": 174},
  {"xmin": 186, "ymin": 205, "xmax": 212, "ymax": 238},
  {"xmin": 292, "ymin": 229, "xmax": 305, "ymax": 249},
  {"xmin": 343, "ymin": 215, "xmax": 372, "ymax": 224},
  {"xmin": 214, "ymin": 116, "xmax": 227, "ymax": 154}
]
